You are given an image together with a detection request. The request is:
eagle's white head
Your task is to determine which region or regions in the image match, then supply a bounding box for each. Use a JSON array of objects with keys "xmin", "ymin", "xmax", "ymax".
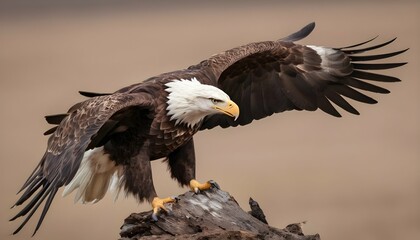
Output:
[{"xmin": 165, "ymin": 78, "xmax": 239, "ymax": 128}]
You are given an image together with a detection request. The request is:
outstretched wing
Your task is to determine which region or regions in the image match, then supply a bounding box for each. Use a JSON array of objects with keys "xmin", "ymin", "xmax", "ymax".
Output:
[
  {"xmin": 11, "ymin": 93, "xmax": 155, "ymax": 235},
  {"xmin": 198, "ymin": 22, "xmax": 407, "ymax": 129}
]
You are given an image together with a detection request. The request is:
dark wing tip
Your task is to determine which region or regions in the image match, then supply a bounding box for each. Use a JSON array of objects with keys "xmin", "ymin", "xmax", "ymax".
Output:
[
  {"xmin": 350, "ymin": 48, "xmax": 409, "ymax": 62},
  {"xmin": 353, "ymin": 62, "xmax": 407, "ymax": 70},
  {"xmin": 341, "ymin": 38, "xmax": 398, "ymax": 55},
  {"xmin": 11, "ymin": 180, "xmax": 58, "ymax": 236},
  {"xmin": 45, "ymin": 114, "xmax": 68, "ymax": 125},
  {"xmin": 335, "ymin": 36, "xmax": 378, "ymax": 50},
  {"xmin": 351, "ymin": 70, "xmax": 402, "ymax": 82},
  {"xmin": 279, "ymin": 22, "xmax": 316, "ymax": 42},
  {"xmin": 43, "ymin": 127, "xmax": 58, "ymax": 136},
  {"xmin": 79, "ymin": 91, "xmax": 111, "ymax": 98}
]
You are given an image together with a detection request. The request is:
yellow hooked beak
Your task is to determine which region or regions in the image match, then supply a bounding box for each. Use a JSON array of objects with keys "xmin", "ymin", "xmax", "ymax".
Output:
[{"xmin": 214, "ymin": 100, "xmax": 240, "ymax": 121}]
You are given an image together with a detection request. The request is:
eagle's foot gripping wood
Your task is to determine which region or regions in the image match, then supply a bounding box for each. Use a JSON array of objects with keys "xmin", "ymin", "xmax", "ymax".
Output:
[
  {"xmin": 189, "ymin": 179, "xmax": 220, "ymax": 194},
  {"xmin": 151, "ymin": 196, "xmax": 179, "ymax": 221}
]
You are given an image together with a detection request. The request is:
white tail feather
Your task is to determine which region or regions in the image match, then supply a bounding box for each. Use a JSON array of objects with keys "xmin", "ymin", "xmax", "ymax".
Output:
[
  {"xmin": 109, "ymin": 169, "xmax": 124, "ymax": 202},
  {"xmin": 62, "ymin": 147, "xmax": 123, "ymax": 203}
]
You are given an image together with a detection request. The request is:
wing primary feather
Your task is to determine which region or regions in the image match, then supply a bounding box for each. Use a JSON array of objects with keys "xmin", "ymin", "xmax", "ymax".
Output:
[
  {"xmin": 332, "ymin": 85, "xmax": 377, "ymax": 104},
  {"xmin": 17, "ymin": 166, "xmax": 42, "ymax": 194},
  {"xmin": 10, "ymin": 179, "xmax": 50, "ymax": 221},
  {"xmin": 335, "ymin": 36, "xmax": 378, "ymax": 50},
  {"xmin": 33, "ymin": 186, "xmax": 59, "ymax": 236},
  {"xmin": 349, "ymin": 49, "xmax": 409, "ymax": 61},
  {"xmin": 351, "ymin": 70, "xmax": 401, "ymax": 82},
  {"xmin": 13, "ymin": 177, "xmax": 44, "ymax": 207},
  {"xmin": 325, "ymin": 90, "xmax": 360, "ymax": 115},
  {"xmin": 79, "ymin": 91, "xmax": 111, "ymax": 97},
  {"xmin": 45, "ymin": 114, "xmax": 68, "ymax": 125},
  {"xmin": 341, "ymin": 38, "xmax": 397, "ymax": 54},
  {"xmin": 12, "ymin": 181, "xmax": 54, "ymax": 235},
  {"xmin": 279, "ymin": 22, "xmax": 316, "ymax": 42},
  {"xmin": 343, "ymin": 78, "xmax": 390, "ymax": 94},
  {"xmin": 353, "ymin": 62, "xmax": 407, "ymax": 70},
  {"xmin": 317, "ymin": 95, "xmax": 341, "ymax": 117},
  {"xmin": 43, "ymin": 126, "xmax": 58, "ymax": 136}
]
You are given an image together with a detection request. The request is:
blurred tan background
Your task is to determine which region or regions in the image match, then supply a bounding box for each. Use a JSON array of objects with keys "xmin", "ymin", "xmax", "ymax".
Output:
[{"xmin": 1, "ymin": 1, "xmax": 419, "ymax": 239}]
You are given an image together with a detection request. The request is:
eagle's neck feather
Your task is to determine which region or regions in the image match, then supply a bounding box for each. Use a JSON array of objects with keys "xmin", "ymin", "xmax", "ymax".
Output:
[{"xmin": 165, "ymin": 78, "xmax": 210, "ymax": 128}]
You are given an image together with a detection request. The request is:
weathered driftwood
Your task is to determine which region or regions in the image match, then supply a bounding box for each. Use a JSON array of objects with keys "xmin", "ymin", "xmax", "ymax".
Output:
[{"xmin": 120, "ymin": 188, "xmax": 320, "ymax": 240}]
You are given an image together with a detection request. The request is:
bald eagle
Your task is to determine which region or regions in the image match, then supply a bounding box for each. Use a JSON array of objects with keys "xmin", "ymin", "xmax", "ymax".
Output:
[{"xmin": 11, "ymin": 22, "xmax": 407, "ymax": 235}]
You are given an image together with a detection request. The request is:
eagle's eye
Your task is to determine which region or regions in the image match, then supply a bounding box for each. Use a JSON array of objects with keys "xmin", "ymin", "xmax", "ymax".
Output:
[{"xmin": 210, "ymin": 98, "xmax": 223, "ymax": 104}]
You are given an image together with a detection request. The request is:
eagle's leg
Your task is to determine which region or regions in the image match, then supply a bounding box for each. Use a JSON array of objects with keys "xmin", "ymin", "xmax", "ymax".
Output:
[
  {"xmin": 167, "ymin": 139, "xmax": 219, "ymax": 193},
  {"xmin": 189, "ymin": 179, "xmax": 220, "ymax": 193},
  {"xmin": 151, "ymin": 196, "xmax": 178, "ymax": 221},
  {"xmin": 122, "ymin": 149, "xmax": 179, "ymax": 221}
]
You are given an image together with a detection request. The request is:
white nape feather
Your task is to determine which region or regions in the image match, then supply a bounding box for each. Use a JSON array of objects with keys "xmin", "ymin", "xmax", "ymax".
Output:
[
  {"xmin": 165, "ymin": 77, "xmax": 231, "ymax": 128},
  {"xmin": 62, "ymin": 147, "xmax": 124, "ymax": 203}
]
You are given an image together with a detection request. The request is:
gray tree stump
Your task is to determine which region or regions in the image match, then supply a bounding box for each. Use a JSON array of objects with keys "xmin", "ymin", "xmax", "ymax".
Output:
[{"xmin": 120, "ymin": 188, "xmax": 320, "ymax": 240}]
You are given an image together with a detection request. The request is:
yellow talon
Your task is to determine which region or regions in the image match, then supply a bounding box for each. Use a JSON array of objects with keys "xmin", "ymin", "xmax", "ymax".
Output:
[
  {"xmin": 189, "ymin": 179, "xmax": 219, "ymax": 193},
  {"xmin": 151, "ymin": 196, "xmax": 177, "ymax": 221}
]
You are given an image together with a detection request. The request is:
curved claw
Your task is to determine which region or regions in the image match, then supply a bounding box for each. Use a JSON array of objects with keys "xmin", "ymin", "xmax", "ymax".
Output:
[
  {"xmin": 208, "ymin": 180, "xmax": 220, "ymax": 190},
  {"xmin": 151, "ymin": 212, "xmax": 159, "ymax": 222}
]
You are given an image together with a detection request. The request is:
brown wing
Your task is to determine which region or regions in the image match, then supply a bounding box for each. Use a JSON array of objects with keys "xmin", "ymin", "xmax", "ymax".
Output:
[
  {"xmin": 11, "ymin": 93, "xmax": 155, "ymax": 235},
  {"xmin": 198, "ymin": 23, "xmax": 407, "ymax": 129}
]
